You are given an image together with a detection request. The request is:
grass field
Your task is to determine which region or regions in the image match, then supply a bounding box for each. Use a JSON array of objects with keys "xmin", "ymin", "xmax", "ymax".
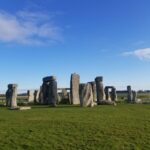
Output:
[{"xmin": 0, "ymin": 104, "xmax": 150, "ymax": 150}]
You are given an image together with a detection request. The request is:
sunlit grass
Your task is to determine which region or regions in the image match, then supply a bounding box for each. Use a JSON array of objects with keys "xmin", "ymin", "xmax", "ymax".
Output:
[{"xmin": 0, "ymin": 104, "xmax": 149, "ymax": 150}]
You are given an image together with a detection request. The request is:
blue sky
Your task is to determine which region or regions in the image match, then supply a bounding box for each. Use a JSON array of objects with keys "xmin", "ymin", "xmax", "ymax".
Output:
[{"xmin": 0, "ymin": 0, "xmax": 150, "ymax": 92}]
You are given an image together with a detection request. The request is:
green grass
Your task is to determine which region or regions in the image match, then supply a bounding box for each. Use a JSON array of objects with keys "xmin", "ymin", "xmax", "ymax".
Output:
[{"xmin": 0, "ymin": 104, "xmax": 150, "ymax": 150}]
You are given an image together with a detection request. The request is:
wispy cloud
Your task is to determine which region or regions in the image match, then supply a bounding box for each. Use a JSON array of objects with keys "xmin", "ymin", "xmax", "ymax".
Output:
[
  {"xmin": 0, "ymin": 10, "xmax": 63, "ymax": 45},
  {"xmin": 122, "ymin": 48, "xmax": 150, "ymax": 60}
]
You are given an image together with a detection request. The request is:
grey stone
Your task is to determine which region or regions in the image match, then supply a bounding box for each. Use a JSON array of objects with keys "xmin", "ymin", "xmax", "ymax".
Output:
[
  {"xmin": 34, "ymin": 90, "xmax": 40, "ymax": 103},
  {"xmin": 6, "ymin": 84, "xmax": 18, "ymax": 108},
  {"xmin": 79, "ymin": 83, "xmax": 94, "ymax": 107},
  {"xmin": 111, "ymin": 87, "xmax": 117, "ymax": 101},
  {"xmin": 48, "ymin": 76, "xmax": 57, "ymax": 107},
  {"xmin": 127, "ymin": 85, "xmax": 133, "ymax": 102},
  {"xmin": 39, "ymin": 86, "xmax": 44, "ymax": 104},
  {"xmin": 95, "ymin": 76, "xmax": 105, "ymax": 104},
  {"xmin": 132, "ymin": 91, "xmax": 137, "ymax": 102},
  {"xmin": 70, "ymin": 73, "xmax": 80, "ymax": 105},
  {"xmin": 89, "ymin": 81, "xmax": 97, "ymax": 102},
  {"xmin": 42, "ymin": 82, "xmax": 49, "ymax": 104},
  {"xmin": 27, "ymin": 90, "xmax": 34, "ymax": 103},
  {"xmin": 105, "ymin": 87, "xmax": 111, "ymax": 101},
  {"xmin": 43, "ymin": 76, "xmax": 56, "ymax": 83}
]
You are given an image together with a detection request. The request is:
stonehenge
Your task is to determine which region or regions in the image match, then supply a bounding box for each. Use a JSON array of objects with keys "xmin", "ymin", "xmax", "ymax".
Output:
[{"xmin": 2, "ymin": 73, "xmax": 144, "ymax": 109}]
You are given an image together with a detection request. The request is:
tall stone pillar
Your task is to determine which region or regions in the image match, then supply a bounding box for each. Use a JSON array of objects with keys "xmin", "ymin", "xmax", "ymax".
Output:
[
  {"xmin": 48, "ymin": 76, "xmax": 57, "ymax": 107},
  {"xmin": 132, "ymin": 91, "xmax": 137, "ymax": 102},
  {"xmin": 111, "ymin": 87, "xmax": 117, "ymax": 101},
  {"xmin": 127, "ymin": 85, "xmax": 133, "ymax": 102},
  {"xmin": 42, "ymin": 81, "xmax": 49, "ymax": 104},
  {"xmin": 79, "ymin": 83, "xmax": 94, "ymax": 107},
  {"xmin": 34, "ymin": 90, "xmax": 40, "ymax": 103},
  {"xmin": 105, "ymin": 87, "xmax": 111, "ymax": 101},
  {"xmin": 95, "ymin": 76, "xmax": 105, "ymax": 105},
  {"xmin": 70, "ymin": 73, "xmax": 80, "ymax": 105},
  {"xmin": 6, "ymin": 84, "xmax": 18, "ymax": 108},
  {"xmin": 89, "ymin": 81, "xmax": 97, "ymax": 102},
  {"xmin": 27, "ymin": 90, "xmax": 34, "ymax": 103}
]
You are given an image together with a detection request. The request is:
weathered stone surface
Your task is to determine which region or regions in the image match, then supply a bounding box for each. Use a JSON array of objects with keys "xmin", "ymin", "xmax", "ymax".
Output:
[
  {"xmin": 43, "ymin": 76, "xmax": 56, "ymax": 83},
  {"xmin": 79, "ymin": 83, "xmax": 94, "ymax": 107},
  {"xmin": 48, "ymin": 77, "xmax": 57, "ymax": 107},
  {"xmin": 40, "ymin": 76, "xmax": 58, "ymax": 105},
  {"xmin": 27, "ymin": 90, "xmax": 34, "ymax": 103},
  {"xmin": 132, "ymin": 91, "xmax": 137, "ymax": 102},
  {"xmin": 95, "ymin": 76, "xmax": 105, "ymax": 104},
  {"xmin": 39, "ymin": 86, "xmax": 44, "ymax": 104},
  {"xmin": 127, "ymin": 85, "xmax": 133, "ymax": 102},
  {"xmin": 105, "ymin": 87, "xmax": 111, "ymax": 101},
  {"xmin": 111, "ymin": 87, "xmax": 117, "ymax": 101},
  {"xmin": 34, "ymin": 90, "xmax": 40, "ymax": 103},
  {"xmin": 70, "ymin": 73, "xmax": 80, "ymax": 105},
  {"xmin": 89, "ymin": 81, "xmax": 97, "ymax": 102},
  {"xmin": 6, "ymin": 84, "xmax": 18, "ymax": 108},
  {"xmin": 42, "ymin": 82, "xmax": 49, "ymax": 104}
]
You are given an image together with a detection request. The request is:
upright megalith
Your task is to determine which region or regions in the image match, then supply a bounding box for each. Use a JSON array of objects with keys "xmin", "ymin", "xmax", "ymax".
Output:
[
  {"xmin": 132, "ymin": 91, "xmax": 137, "ymax": 102},
  {"xmin": 27, "ymin": 90, "xmax": 34, "ymax": 103},
  {"xmin": 95, "ymin": 76, "xmax": 105, "ymax": 104},
  {"xmin": 127, "ymin": 85, "xmax": 133, "ymax": 102},
  {"xmin": 105, "ymin": 87, "xmax": 111, "ymax": 101},
  {"xmin": 79, "ymin": 83, "xmax": 94, "ymax": 107},
  {"xmin": 34, "ymin": 90, "xmax": 40, "ymax": 103},
  {"xmin": 6, "ymin": 84, "xmax": 18, "ymax": 108},
  {"xmin": 41, "ymin": 76, "xmax": 58, "ymax": 106},
  {"xmin": 48, "ymin": 76, "xmax": 57, "ymax": 107},
  {"xmin": 111, "ymin": 87, "xmax": 117, "ymax": 101},
  {"xmin": 70, "ymin": 73, "xmax": 80, "ymax": 105},
  {"xmin": 89, "ymin": 81, "xmax": 97, "ymax": 102}
]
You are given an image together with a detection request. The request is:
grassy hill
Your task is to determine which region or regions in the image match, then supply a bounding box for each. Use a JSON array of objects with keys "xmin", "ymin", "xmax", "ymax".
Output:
[{"xmin": 0, "ymin": 104, "xmax": 149, "ymax": 150}]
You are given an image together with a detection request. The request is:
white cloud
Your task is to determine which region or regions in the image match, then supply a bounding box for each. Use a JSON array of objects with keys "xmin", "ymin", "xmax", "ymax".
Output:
[
  {"xmin": 122, "ymin": 48, "xmax": 150, "ymax": 60},
  {"xmin": 0, "ymin": 10, "xmax": 63, "ymax": 45}
]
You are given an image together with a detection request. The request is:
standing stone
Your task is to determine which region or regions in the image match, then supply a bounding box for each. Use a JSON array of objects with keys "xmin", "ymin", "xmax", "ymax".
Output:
[
  {"xmin": 39, "ymin": 86, "xmax": 44, "ymax": 104},
  {"xmin": 27, "ymin": 90, "xmax": 34, "ymax": 103},
  {"xmin": 105, "ymin": 87, "xmax": 111, "ymax": 101},
  {"xmin": 127, "ymin": 85, "xmax": 133, "ymax": 102},
  {"xmin": 6, "ymin": 84, "xmax": 18, "ymax": 108},
  {"xmin": 48, "ymin": 76, "xmax": 57, "ymax": 107},
  {"xmin": 89, "ymin": 81, "xmax": 97, "ymax": 102},
  {"xmin": 111, "ymin": 87, "xmax": 117, "ymax": 101},
  {"xmin": 132, "ymin": 91, "xmax": 137, "ymax": 102},
  {"xmin": 95, "ymin": 76, "xmax": 105, "ymax": 105},
  {"xmin": 34, "ymin": 90, "xmax": 40, "ymax": 103},
  {"xmin": 42, "ymin": 82, "xmax": 49, "ymax": 104},
  {"xmin": 70, "ymin": 73, "xmax": 80, "ymax": 105},
  {"xmin": 79, "ymin": 83, "xmax": 94, "ymax": 107}
]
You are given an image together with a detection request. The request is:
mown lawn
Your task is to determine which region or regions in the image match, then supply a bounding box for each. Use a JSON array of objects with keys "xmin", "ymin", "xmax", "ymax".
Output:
[{"xmin": 0, "ymin": 104, "xmax": 149, "ymax": 150}]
